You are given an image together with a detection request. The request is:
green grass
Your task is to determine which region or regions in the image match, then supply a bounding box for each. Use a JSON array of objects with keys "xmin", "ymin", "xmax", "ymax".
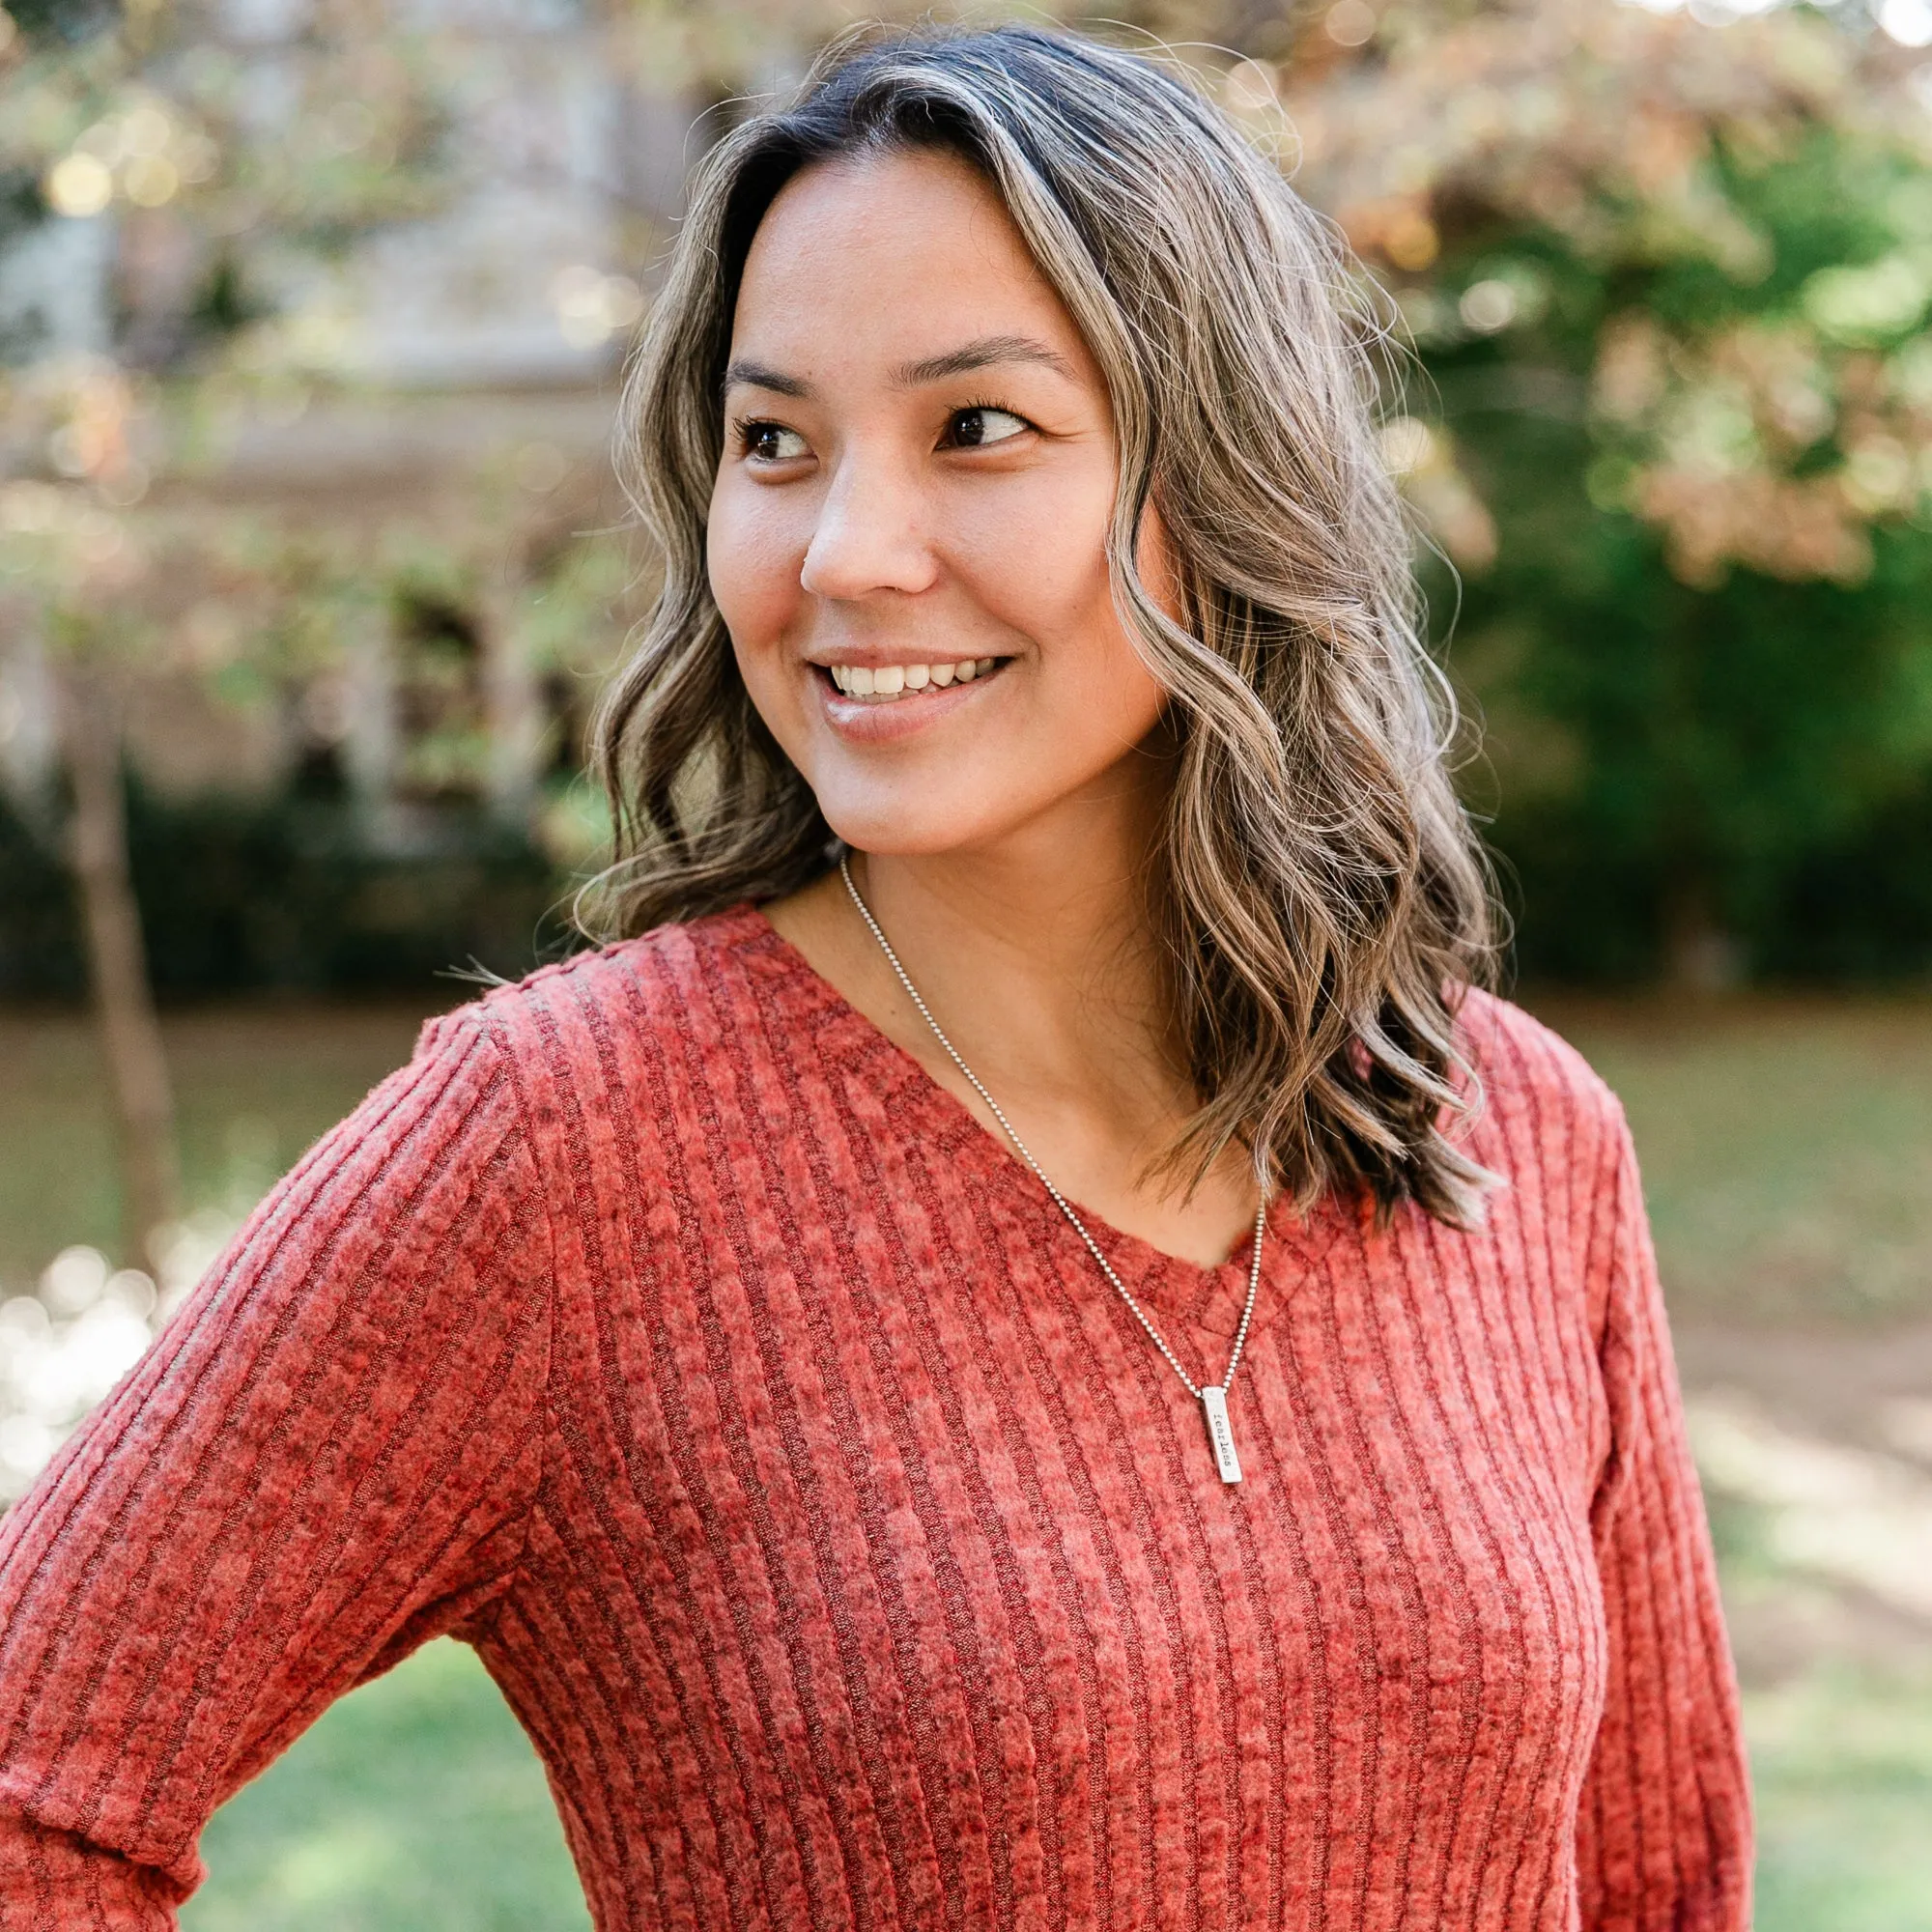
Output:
[
  {"xmin": 1748, "ymin": 1667, "xmax": 1932, "ymax": 1932},
  {"xmin": 1537, "ymin": 994, "xmax": 1932, "ymax": 1323},
  {"xmin": 0, "ymin": 1006, "xmax": 431, "ymax": 1290},
  {"xmin": 6, "ymin": 992, "xmax": 1932, "ymax": 1928},
  {"xmin": 184, "ymin": 1640, "xmax": 589, "ymax": 1932}
]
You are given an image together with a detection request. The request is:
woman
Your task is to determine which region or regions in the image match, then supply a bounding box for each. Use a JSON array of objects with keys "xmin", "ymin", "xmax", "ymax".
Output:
[{"xmin": 0, "ymin": 23, "xmax": 1749, "ymax": 1930}]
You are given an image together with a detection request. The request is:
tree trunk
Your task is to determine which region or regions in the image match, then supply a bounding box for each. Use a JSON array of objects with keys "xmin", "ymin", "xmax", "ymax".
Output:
[
  {"xmin": 479, "ymin": 566, "xmax": 545, "ymax": 834},
  {"xmin": 1662, "ymin": 871, "xmax": 1742, "ymax": 994},
  {"xmin": 341, "ymin": 599, "xmax": 401, "ymax": 849},
  {"xmin": 59, "ymin": 664, "xmax": 179, "ymax": 1268}
]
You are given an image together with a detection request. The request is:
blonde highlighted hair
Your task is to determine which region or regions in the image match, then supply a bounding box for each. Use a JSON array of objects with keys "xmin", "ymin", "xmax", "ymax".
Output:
[{"xmin": 593, "ymin": 21, "xmax": 1497, "ymax": 1225}]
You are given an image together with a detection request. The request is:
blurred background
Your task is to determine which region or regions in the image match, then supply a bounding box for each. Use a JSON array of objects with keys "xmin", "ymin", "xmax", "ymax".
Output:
[{"xmin": 2, "ymin": 0, "xmax": 1930, "ymax": 1923}]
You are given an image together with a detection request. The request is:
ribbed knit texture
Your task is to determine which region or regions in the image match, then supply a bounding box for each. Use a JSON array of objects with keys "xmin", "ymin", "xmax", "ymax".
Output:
[{"xmin": 0, "ymin": 907, "xmax": 1750, "ymax": 1930}]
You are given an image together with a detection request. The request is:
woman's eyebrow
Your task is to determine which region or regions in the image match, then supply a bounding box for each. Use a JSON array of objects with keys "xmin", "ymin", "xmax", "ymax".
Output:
[
  {"xmin": 721, "ymin": 334, "xmax": 1077, "ymax": 401},
  {"xmin": 723, "ymin": 359, "xmax": 810, "ymax": 398},
  {"xmin": 893, "ymin": 333, "xmax": 1077, "ymax": 385}
]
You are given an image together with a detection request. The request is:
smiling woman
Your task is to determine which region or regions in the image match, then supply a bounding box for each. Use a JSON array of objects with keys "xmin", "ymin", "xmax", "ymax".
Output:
[
  {"xmin": 599, "ymin": 30, "xmax": 1501, "ymax": 1238},
  {"xmin": 0, "ymin": 22, "xmax": 1749, "ymax": 1932}
]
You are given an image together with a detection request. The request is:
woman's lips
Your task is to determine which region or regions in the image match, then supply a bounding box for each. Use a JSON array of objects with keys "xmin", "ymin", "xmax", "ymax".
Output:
[{"xmin": 810, "ymin": 657, "xmax": 1010, "ymax": 737}]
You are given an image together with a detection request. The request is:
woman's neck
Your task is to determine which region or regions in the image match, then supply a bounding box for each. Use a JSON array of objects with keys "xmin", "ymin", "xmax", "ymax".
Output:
[
  {"xmin": 851, "ymin": 825, "xmax": 1167, "ymax": 1103},
  {"xmin": 760, "ymin": 768, "xmax": 1263, "ymax": 1268}
]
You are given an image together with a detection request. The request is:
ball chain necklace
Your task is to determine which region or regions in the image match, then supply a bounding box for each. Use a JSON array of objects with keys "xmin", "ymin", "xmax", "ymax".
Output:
[{"xmin": 839, "ymin": 852, "xmax": 1264, "ymax": 1485}]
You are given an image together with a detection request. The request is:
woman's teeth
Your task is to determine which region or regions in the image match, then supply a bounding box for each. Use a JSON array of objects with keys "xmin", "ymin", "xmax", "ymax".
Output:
[{"xmin": 827, "ymin": 658, "xmax": 1000, "ymax": 701}]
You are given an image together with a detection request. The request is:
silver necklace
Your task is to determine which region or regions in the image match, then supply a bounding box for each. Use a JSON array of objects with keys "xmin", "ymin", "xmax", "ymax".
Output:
[{"xmin": 839, "ymin": 852, "xmax": 1264, "ymax": 1485}]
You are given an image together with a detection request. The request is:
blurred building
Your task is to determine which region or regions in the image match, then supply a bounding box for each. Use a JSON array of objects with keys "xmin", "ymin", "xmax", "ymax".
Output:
[{"xmin": 0, "ymin": 0, "xmax": 701, "ymax": 856}]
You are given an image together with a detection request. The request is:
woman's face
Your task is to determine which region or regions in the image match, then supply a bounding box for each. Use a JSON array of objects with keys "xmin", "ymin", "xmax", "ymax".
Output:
[{"xmin": 708, "ymin": 146, "xmax": 1175, "ymax": 860}]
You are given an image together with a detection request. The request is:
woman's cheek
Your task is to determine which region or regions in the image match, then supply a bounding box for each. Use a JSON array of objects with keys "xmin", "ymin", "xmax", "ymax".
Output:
[
  {"xmin": 708, "ymin": 489, "xmax": 801, "ymax": 656},
  {"xmin": 951, "ymin": 471, "xmax": 1112, "ymax": 636}
]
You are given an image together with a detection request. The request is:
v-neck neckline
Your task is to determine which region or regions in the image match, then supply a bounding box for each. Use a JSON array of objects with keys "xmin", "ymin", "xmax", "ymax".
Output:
[{"xmin": 720, "ymin": 899, "xmax": 1350, "ymax": 1349}]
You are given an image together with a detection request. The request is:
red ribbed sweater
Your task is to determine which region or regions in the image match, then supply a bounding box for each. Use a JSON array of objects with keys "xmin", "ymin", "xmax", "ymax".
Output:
[{"xmin": 0, "ymin": 908, "xmax": 1750, "ymax": 1930}]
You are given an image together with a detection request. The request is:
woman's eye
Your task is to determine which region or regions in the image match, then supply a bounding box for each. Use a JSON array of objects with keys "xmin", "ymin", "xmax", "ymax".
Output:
[
  {"xmin": 741, "ymin": 421, "xmax": 810, "ymax": 464},
  {"xmin": 944, "ymin": 406, "xmax": 1031, "ymax": 450}
]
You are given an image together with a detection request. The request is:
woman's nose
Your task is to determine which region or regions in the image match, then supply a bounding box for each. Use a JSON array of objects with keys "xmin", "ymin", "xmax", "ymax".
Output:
[{"xmin": 799, "ymin": 455, "xmax": 939, "ymax": 601}]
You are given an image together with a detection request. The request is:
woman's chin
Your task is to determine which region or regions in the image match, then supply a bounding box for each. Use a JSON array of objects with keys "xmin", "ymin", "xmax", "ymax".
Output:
[
  {"xmin": 816, "ymin": 806, "xmax": 1003, "ymax": 861},
  {"xmin": 800, "ymin": 739, "xmax": 1032, "ymax": 862}
]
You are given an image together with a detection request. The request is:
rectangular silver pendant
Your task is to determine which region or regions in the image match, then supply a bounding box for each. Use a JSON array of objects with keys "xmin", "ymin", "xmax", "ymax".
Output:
[{"xmin": 1200, "ymin": 1384, "xmax": 1243, "ymax": 1485}]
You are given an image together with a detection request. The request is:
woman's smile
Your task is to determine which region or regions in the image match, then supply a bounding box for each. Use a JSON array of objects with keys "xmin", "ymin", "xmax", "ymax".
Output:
[
  {"xmin": 810, "ymin": 652, "xmax": 1015, "ymax": 738},
  {"xmin": 823, "ymin": 654, "xmax": 1004, "ymax": 698}
]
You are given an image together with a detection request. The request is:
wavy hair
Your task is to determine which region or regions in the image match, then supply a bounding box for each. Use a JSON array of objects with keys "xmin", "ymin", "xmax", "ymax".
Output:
[{"xmin": 592, "ymin": 21, "xmax": 1498, "ymax": 1225}]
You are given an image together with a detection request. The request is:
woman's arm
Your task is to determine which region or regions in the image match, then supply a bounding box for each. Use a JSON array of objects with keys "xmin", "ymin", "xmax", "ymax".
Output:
[
  {"xmin": 1576, "ymin": 1113, "xmax": 1753, "ymax": 1930},
  {"xmin": 0, "ymin": 1008, "xmax": 554, "ymax": 1929}
]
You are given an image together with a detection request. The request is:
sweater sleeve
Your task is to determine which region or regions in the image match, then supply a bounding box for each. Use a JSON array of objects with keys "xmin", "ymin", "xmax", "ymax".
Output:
[
  {"xmin": 0, "ymin": 1009, "xmax": 554, "ymax": 1930},
  {"xmin": 1575, "ymin": 1110, "xmax": 1752, "ymax": 1931}
]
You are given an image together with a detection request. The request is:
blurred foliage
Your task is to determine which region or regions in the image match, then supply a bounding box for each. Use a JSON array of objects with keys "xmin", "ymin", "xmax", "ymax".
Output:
[
  {"xmin": 4, "ymin": 0, "xmax": 1932, "ymax": 984},
  {"xmin": 0, "ymin": 0, "xmax": 463, "ymax": 580},
  {"xmin": 0, "ymin": 0, "xmax": 639, "ymax": 798},
  {"xmin": 1255, "ymin": 0, "xmax": 1932, "ymax": 979},
  {"xmin": 0, "ymin": 779, "xmax": 566, "ymax": 996}
]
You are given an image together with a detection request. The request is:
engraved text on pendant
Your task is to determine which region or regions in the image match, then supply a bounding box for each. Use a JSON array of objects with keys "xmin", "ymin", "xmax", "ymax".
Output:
[{"xmin": 1200, "ymin": 1384, "xmax": 1242, "ymax": 1484}]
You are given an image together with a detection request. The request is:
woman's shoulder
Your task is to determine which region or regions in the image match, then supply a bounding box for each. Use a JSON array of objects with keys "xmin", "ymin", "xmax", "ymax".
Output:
[
  {"xmin": 1453, "ymin": 984, "xmax": 1632, "ymax": 1181},
  {"xmin": 412, "ymin": 902, "xmax": 798, "ymax": 1082},
  {"xmin": 1456, "ymin": 984, "xmax": 1618, "ymax": 1102}
]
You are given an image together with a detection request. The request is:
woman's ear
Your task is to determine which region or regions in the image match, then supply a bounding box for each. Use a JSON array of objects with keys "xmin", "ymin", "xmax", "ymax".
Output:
[{"xmin": 1132, "ymin": 497, "xmax": 1187, "ymax": 628}]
